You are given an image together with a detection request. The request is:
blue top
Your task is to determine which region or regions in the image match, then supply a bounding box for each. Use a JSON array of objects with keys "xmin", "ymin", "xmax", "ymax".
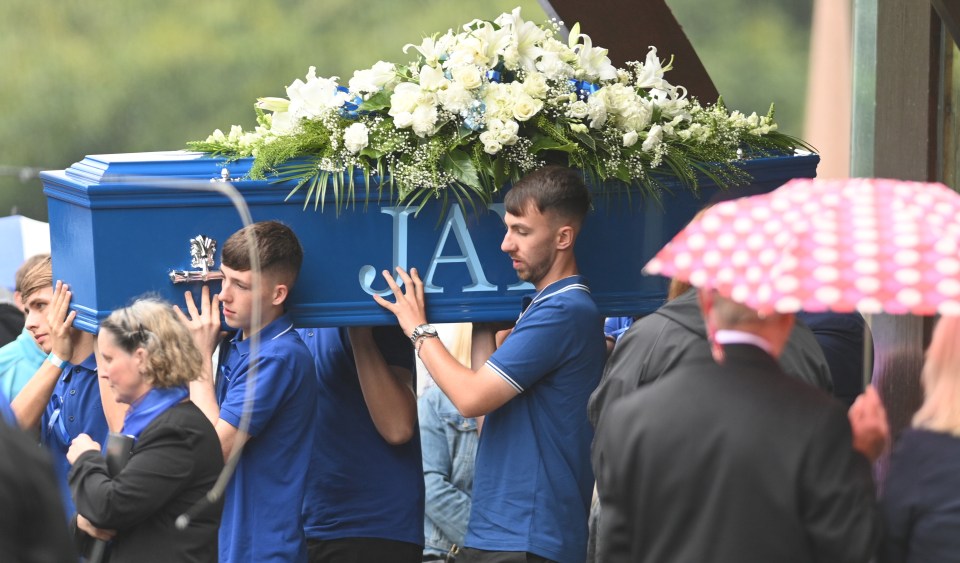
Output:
[
  {"xmin": 216, "ymin": 313, "xmax": 319, "ymax": 563},
  {"xmin": 0, "ymin": 328, "xmax": 46, "ymax": 400},
  {"xmin": 603, "ymin": 316, "xmax": 634, "ymax": 343},
  {"xmin": 297, "ymin": 326, "xmax": 424, "ymax": 545},
  {"xmin": 470, "ymin": 276, "xmax": 605, "ymax": 563},
  {"xmin": 40, "ymin": 353, "xmax": 108, "ymax": 517},
  {"xmin": 419, "ymin": 384, "xmax": 479, "ymax": 558},
  {"xmin": 879, "ymin": 428, "xmax": 960, "ymax": 563},
  {"xmin": 0, "ymin": 388, "xmax": 15, "ymax": 425}
]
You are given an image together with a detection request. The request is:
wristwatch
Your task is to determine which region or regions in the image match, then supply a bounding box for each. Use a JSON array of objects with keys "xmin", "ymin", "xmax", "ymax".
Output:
[{"xmin": 410, "ymin": 323, "xmax": 439, "ymax": 343}]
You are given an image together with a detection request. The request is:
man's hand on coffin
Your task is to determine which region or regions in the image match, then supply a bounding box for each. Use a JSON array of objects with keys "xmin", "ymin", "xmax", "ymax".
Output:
[
  {"xmin": 48, "ymin": 280, "xmax": 77, "ymax": 361},
  {"xmin": 372, "ymin": 267, "xmax": 428, "ymax": 339}
]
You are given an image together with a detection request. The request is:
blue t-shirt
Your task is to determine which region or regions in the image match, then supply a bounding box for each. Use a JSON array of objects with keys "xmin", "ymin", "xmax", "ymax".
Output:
[
  {"xmin": 297, "ymin": 326, "xmax": 424, "ymax": 545},
  {"xmin": 470, "ymin": 276, "xmax": 605, "ymax": 563},
  {"xmin": 40, "ymin": 353, "xmax": 108, "ymax": 517},
  {"xmin": 0, "ymin": 328, "xmax": 46, "ymax": 400},
  {"xmin": 0, "ymin": 388, "xmax": 15, "ymax": 425},
  {"xmin": 216, "ymin": 314, "xmax": 319, "ymax": 563}
]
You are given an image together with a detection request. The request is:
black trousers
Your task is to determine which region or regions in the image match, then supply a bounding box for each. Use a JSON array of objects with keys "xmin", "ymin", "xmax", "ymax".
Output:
[
  {"xmin": 456, "ymin": 547, "xmax": 555, "ymax": 563},
  {"xmin": 307, "ymin": 537, "xmax": 423, "ymax": 563}
]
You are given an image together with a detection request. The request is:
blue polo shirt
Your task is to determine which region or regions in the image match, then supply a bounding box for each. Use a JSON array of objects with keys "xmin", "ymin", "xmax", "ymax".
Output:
[
  {"xmin": 216, "ymin": 313, "xmax": 319, "ymax": 563},
  {"xmin": 297, "ymin": 326, "xmax": 424, "ymax": 545},
  {"xmin": 40, "ymin": 353, "xmax": 108, "ymax": 517},
  {"xmin": 469, "ymin": 276, "xmax": 605, "ymax": 563}
]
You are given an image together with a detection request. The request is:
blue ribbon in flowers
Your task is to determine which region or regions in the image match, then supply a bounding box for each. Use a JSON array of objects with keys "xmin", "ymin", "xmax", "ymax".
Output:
[
  {"xmin": 337, "ymin": 86, "xmax": 365, "ymax": 119},
  {"xmin": 120, "ymin": 385, "xmax": 189, "ymax": 442},
  {"xmin": 569, "ymin": 79, "xmax": 600, "ymax": 101},
  {"xmin": 486, "ymin": 70, "xmax": 502, "ymax": 83}
]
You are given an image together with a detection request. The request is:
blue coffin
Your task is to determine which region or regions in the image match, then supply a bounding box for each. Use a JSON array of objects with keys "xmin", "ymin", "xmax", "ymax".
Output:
[{"xmin": 41, "ymin": 151, "xmax": 818, "ymax": 332}]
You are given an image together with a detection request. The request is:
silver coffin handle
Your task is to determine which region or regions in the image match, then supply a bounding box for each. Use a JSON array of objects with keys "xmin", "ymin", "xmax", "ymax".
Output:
[
  {"xmin": 169, "ymin": 234, "xmax": 223, "ymax": 284},
  {"xmin": 169, "ymin": 269, "xmax": 225, "ymax": 284}
]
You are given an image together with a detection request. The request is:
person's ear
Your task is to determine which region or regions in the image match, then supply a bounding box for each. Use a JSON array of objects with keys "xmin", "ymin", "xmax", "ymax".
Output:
[
  {"xmin": 271, "ymin": 284, "xmax": 289, "ymax": 307},
  {"xmin": 556, "ymin": 225, "xmax": 574, "ymax": 250},
  {"xmin": 134, "ymin": 347, "xmax": 149, "ymax": 373}
]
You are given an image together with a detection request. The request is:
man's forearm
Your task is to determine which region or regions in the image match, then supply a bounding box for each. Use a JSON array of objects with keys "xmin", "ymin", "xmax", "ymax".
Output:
[
  {"xmin": 189, "ymin": 358, "xmax": 220, "ymax": 426},
  {"xmin": 10, "ymin": 362, "xmax": 62, "ymax": 429}
]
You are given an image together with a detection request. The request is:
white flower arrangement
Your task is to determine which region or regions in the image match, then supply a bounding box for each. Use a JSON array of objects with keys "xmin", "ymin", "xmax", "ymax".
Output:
[{"xmin": 189, "ymin": 7, "xmax": 807, "ymax": 211}]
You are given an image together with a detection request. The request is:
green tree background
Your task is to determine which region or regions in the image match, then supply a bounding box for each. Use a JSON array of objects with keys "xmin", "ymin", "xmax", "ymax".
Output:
[{"xmin": 0, "ymin": 0, "xmax": 810, "ymax": 222}]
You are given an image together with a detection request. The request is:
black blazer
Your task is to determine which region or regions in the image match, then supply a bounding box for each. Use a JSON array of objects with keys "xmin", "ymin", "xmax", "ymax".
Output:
[
  {"xmin": 594, "ymin": 344, "xmax": 879, "ymax": 563},
  {"xmin": 69, "ymin": 401, "xmax": 224, "ymax": 563}
]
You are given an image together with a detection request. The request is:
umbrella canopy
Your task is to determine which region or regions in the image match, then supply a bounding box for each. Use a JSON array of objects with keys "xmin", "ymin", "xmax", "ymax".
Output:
[
  {"xmin": 644, "ymin": 178, "xmax": 960, "ymax": 316},
  {"xmin": 0, "ymin": 215, "xmax": 50, "ymax": 292}
]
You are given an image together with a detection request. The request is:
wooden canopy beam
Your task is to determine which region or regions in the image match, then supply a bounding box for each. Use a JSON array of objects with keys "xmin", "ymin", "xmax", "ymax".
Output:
[{"xmin": 538, "ymin": 0, "xmax": 719, "ymax": 102}]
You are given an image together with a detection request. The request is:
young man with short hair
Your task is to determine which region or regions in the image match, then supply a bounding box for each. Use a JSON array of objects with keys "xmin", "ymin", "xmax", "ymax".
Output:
[
  {"xmin": 10, "ymin": 257, "xmax": 125, "ymax": 516},
  {"xmin": 376, "ymin": 166, "xmax": 606, "ymax": 563},
  {"xmin": 177, "ymin": 220, "xmax": 319, "ymax": 563},
  {"xmin": 0, "ymin": 254, "xmax": 50, "ymax": 400}
]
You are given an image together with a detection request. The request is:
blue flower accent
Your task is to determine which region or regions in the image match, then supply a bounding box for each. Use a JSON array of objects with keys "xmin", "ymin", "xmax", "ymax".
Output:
[
  {"xmin": 337, "ymin": 86, "xmax": 365, "ymax": 119},
  {"xmin": 569, "ymin": 79, "xmax": 600, "ymax": 101}
]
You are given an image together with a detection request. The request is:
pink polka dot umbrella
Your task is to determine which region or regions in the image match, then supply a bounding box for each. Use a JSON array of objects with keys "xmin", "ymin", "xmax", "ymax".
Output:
[{"xmin": 644, "ymin": 177, "xmax": 960, "ymax": 316}]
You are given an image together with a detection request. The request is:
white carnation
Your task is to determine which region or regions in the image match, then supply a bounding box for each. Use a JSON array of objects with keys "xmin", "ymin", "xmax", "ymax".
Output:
[
  {"xmin": 343, "ymin": 123, "xmax": 369, "ymax": 153},
  {"xmin": 438, "ymin": 82, "xmax": 474, "ymax": 113},
  {"xmin": 411, "ymin": 105, "xmax": 440, "ymax": 137}
]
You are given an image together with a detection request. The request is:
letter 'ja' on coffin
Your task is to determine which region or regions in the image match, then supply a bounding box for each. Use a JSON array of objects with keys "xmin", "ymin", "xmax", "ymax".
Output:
[{"xmin": 40, "ymin": 150, "xmax": 818, "ymax": 332}]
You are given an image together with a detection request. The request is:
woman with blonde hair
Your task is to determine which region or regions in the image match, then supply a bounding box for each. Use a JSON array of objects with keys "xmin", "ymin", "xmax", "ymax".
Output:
[
  {"xmin": 879, "ymin": 315, "xmax": 960, "ymax": 563},
  {"xmin": 66, "ymin": 298, "xmax": 223, "ymax": 563}
]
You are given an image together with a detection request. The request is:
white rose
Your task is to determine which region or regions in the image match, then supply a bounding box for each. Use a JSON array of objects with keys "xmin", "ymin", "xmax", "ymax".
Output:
[
  {"xmin": 622, "ymin": 130, "xmax": 639, "ymax": 147},
  {"xmin": 411, "ymin": 104, "xmax": 440, "ymax": 137},
  {"xmin": 343, "ymin": 123, "xmax": 370, "ymax": 153},
  {"xmin": 566, "ymin": 100, "xmax": 589, "ymax": 119},
  {"xmin": 479, "ymin": 131, "xmax": 502, "ymax": 154},
  {"xmin": 497, "ymin": 119, "xmax": 520, "ymax": 145},
  {"xmin": 451, "ymin": 65, "xmax": 483, "ymax": 90},
  {"xmin": 512, "ymin": 93, "xmax": 543, "ymax": 122},
  {"xmin": 521, "ymin": 72, "xmax": 548, "ymax": 98}
]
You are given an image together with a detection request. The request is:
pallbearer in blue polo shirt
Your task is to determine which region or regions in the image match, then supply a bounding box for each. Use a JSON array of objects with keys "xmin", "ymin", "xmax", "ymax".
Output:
[
  {"xmin": 177, "ymin": 221, "xmax": 319, "ymax": 563},
  {"xmin": 374, "ymin": 166, "xmax": 606, "ymax": 563},
  {"xmin": 297, "ymin": 325, "xmax": 424, "ymax": 562},
  {"xmin": 10, "ymin": 259, "xmax": 125, "ymax": 517}
]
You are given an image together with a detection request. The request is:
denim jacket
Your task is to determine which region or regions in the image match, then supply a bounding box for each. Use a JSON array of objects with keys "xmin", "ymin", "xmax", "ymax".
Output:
[{"xmin": 418, "ymin": 385, "xmax": 479, "ymax": 558}]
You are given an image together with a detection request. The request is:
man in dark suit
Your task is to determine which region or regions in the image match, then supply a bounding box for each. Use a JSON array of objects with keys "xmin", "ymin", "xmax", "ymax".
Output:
[{"xmin": 593, "ymin": 290, "xmax": 885, "ymax": 563}]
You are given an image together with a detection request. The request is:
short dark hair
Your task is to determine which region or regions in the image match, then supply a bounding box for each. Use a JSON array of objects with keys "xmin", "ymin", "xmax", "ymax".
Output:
[
  {"xmin": 504, "ymin": 165, "xmax": 591, "ymax": 226},
  {"xmin": 221, "ymin": 221, "xmax": 304, "ymax": 286}
]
